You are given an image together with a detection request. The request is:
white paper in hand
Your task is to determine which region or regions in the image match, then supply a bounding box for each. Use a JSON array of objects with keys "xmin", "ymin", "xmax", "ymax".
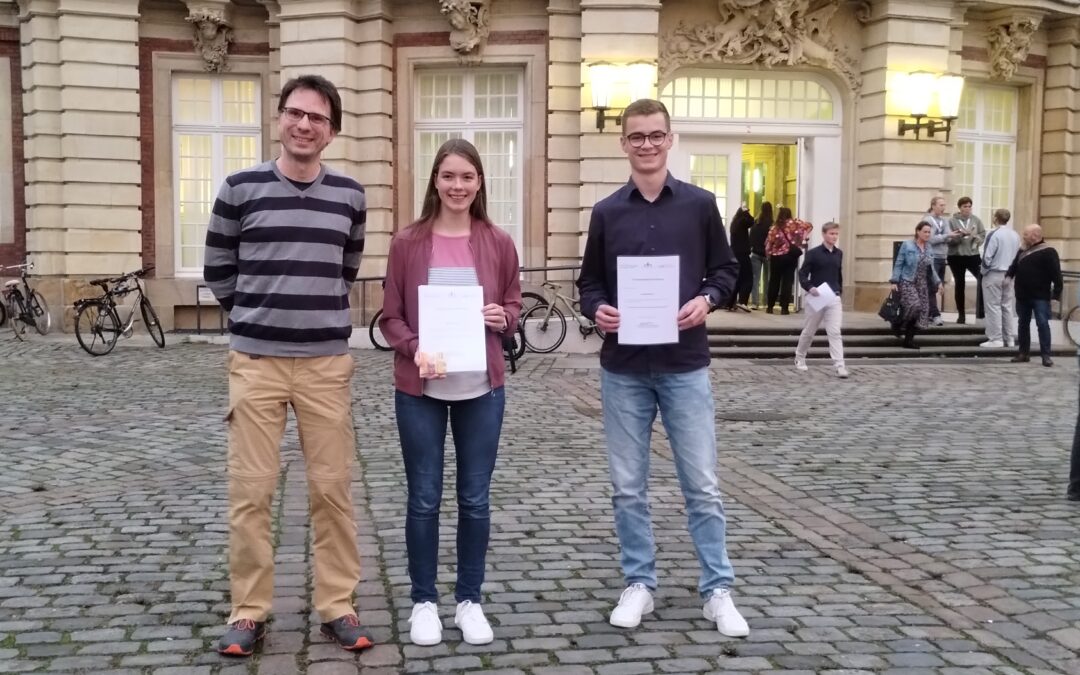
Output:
[
  {"xmin": 616, "ymin": 255, "xmax": 680, "ymax": 345},
  {"xmin": 418, "ymin": 285, "xmax": 487, "ymax": 372},
  {"xmin": 804, "ymin": 282, "xmax": 837, "ymax": 312}
]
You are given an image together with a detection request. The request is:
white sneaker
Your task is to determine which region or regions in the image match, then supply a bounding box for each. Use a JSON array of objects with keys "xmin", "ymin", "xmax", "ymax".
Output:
[
  {"xmin": 455, "ymin": 600, "xmax": 493, "ymax": 645},
  {"xmin": 931, "ymin": 316, "xmax": 945, "ymax": 326},
  {"xmin": 409, "ymin": 601, "xmax": 442, "ymax": 646},
  {"xmin": 980, "ymin": 339, "xmax": 1004, "ymax": 348},
  {"xmin": 609, "ymin": 583, "xmax": 654, "ymax": 628},
  {"xmin": 836, "ymin": 365, "xmax": 849, "ymax": 378},
  {"xmin": 1004, "ymin": 339, "xmax": 1015, "ymax": 348},
  {"xmin": 794, "ymin": 358, "xmax": 808, "ymax": 372},
  {"xmin": 703, "ymin": 588, "xmax": 749, "ymax": 637}
]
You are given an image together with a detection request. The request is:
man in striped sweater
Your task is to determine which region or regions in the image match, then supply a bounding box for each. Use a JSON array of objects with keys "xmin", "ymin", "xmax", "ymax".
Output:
[{"xmin": 204, "ymin": 75, "xmax": 371, "ymax": 657}]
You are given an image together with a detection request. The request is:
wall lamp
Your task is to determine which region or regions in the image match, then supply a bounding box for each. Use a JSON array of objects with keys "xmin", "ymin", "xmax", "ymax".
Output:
[
  {"xmin": 895, "ymin": 72, "xmax": 965, "ymax": 142},
  {"xmin": 587, "ymin": 61, "xmax": 657, "ymax": 132}
]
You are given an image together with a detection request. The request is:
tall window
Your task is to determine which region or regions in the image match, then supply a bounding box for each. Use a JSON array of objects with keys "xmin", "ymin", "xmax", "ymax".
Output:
[
  {"xmin": 953, "ymin": 85, "xmax": 1017, "ymax": 225},
  {"xmin": 173, "ymin": 75, "xmax": 261, "ymax": 274},
  {"xmin": 414, "ymin": 70, "xmax": 524, "ymax": 253}
]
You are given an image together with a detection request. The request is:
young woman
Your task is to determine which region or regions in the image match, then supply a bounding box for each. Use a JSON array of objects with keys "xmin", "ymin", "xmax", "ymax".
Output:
[
  {"xmin": 749, "ymin": 201, "xmax": 773, "ymax": 309},
  {"xmin": 379, "ymin": 139, "xmax": 522, "ymax": 647},
  {"xmin": 890, "ymin": 222, "xmax": 942, "ymax": 349},
  {"xmin": 764, "ymin": 206, "xmax": 812, "ymax": 314}
]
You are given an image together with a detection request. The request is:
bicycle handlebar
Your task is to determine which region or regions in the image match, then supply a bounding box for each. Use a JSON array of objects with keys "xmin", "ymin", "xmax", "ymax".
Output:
[{"xmin": 88, "ymin": 265, "xmax": 156, "ymax": 288}]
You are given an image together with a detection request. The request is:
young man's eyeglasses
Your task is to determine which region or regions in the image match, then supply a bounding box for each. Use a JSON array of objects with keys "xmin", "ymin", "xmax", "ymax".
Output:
[
  {"xmin": 624, "ymin": 131, "xmax": 669, "ymax": 148},
  {"xmin": 280, "ymin": 107, "xmax": 332, "ymax": 129}
]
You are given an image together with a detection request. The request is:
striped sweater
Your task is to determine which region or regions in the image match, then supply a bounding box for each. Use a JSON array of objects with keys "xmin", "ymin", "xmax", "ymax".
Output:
[{"xmin": 203, "ymin": 160, "xmax": 366, "ymax": 357}]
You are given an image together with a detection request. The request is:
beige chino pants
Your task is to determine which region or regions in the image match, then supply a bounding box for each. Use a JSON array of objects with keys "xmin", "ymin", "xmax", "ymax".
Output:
[{"xmin": 225, "ymin": 350, "xmax": 360, "ymax": 623}]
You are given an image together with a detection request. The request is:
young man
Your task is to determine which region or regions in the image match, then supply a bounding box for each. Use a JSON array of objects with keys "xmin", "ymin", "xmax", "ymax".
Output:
[
  {"xmin": 1007, "ymin": 224, "xmax": 1062, "ymax": 367},
  {"xmin": 947, "ymin": 197, "xmax": 986, "ymax": 324},
  {"xmin": 204, "ymin": 75, "xmax": 372, "ymax": 656},
  {"xmin": 794, "ymin": 222, "xmax": 847, "ymax": 377},
  {"xmin": 577, "ymin": 99, "xmax": 749, "ymax": 638},
  {"xmin": 979, "ymin": 209, "xmax": 1020, "ymax": 348},
  {"xmin": 920, "ymin": 196, "xmax": 956, "ymax": 326}
]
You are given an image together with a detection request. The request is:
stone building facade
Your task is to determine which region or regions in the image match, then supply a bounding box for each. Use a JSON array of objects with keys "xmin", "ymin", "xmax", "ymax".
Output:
[{"xmin": 0, "ymin": 0, "xmax": 1076, "ymax": 329}]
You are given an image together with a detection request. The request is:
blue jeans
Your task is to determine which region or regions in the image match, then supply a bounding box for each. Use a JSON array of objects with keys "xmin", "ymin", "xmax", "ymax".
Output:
[
  {"xmin": 750, "ymin": 253, "xmax": 767, "ymax": 306},
  {"xmin": 600, "ymin": 367, "xmax": 735, "ymax": 597},
  {"xmin": 1016, "ymin": 298, "xmax": 1051, "ymax": 357},
  {"xmin": 395, "ymin": 387, "xmax": 505, "ymax": 603}
]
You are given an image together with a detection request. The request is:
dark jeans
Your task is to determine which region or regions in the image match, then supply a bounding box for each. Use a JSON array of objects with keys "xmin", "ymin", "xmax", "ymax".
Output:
[
  {"xmin": 767, "ymin": 255, "xmax": 798, "ymax": 311},
  {"xmin": 1070, "ymin": 368, "xmax": 1080, "ymax": 498},
  {"xmin": 947, "ymin": 254, "xmax": 984, "ymax": 318},
  {"xmin": 734, "ymin": 252, "xmax": 753, "ymax": 306},
  {"xmin": 928, "ymin": 257, "xmax": 947, "ymax": 318},
  {"xmin": 395, "ymin": 386, "xmax": 505, "ymax": 603},
  {"xmin": 1016, "ymin": 298, "xmax": 1051, "ymax": 357}
]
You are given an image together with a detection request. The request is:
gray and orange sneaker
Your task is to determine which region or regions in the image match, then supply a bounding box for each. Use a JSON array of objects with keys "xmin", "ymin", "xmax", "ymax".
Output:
[
  {"xmin": 216, "ymin": 618, "xmax": 266, "ymax": 656},
  {"xmin": 321, "ymin": 613, "xmax": 374, "ymax": 651}
]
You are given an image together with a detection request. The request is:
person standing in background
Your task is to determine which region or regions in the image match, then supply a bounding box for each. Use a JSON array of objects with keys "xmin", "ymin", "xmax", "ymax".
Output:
[
  {"xmin": 947, "ymin": 196, "xmax": 986, "ymax": 324},
  {"xmin": 1007, "ymin": 224, "xmax": 1062, "ymax": 367},
  {"xmin": 765, "ymin": 207, "xmax": 812, "ymax": 315},
  {"xmin": 749, "ymin": 202, "xmax": 772, "ymax": 310},
  {"xmin": 920, "ymin": 196, "xmax": 956, "ymax": 326},
  {"xmin": 728, "ymin": 204, "xmax": 754, "ymax": 311},
  {"xmin": 979, "ymin": 208, "xmax": 1020, "ymax": 348}
]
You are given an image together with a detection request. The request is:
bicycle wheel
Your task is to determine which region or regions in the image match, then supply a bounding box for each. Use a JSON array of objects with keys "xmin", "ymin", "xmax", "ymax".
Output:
[
  {"xmin": 8, "ymin": 295, "xmax": 26, "ymax": 340},
  {"xmin": 140, "ymin": 297, "xmax": 165, "ymax": 348},
  {"xmin": 520, "ymin": 291, "xmax": 548, "ymax": 319},
  {"xmin": 75, "ymin": 301, "xmax": 121, "ymax": 356},
  {"xmin": 1065, "ymin": 304, "xmax": 1080, "ymax": 348},
  {"xmin": 29, "ymin": 290, "xmax": 51, "ymax": 335},
  {"xmin": 521, "ymin": 302, "xmax": 567, "ymax": 353},
  {"xmin": 369, "ymin": 308, "xmax": 391, "ymax": 351}
]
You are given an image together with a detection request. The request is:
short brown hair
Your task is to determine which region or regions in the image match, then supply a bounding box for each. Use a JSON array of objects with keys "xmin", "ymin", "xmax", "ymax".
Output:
[
  {"xmin": 620, "ymin": 99, "xmax": 670, "ymax": 132},
  {"xmin": 278, "ymin": 74, "xmax": 342, "ymax": 132},
  {"xmin": 957, "ymin": 196, "xmax": 973, "ymax": 208},
  {"xmin": 821, "ymin": 221, "xmax": 840, "ymax": 233},
  {"xmin": 993, "ymin": 208, "xmax": 1011, "ymax": 225}
]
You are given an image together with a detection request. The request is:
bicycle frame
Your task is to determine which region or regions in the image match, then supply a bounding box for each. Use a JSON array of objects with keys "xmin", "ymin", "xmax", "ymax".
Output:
[
  {"xmin": 537, "ymin": 282, "xmax": 597, "ymax": 333},
  {"xmin": 2, "ymin": 263, "xmax": 44, "ymax": 327},
  {"xmin": 101, "ymin": 280, "xmax": 148, "ymax": 336}
]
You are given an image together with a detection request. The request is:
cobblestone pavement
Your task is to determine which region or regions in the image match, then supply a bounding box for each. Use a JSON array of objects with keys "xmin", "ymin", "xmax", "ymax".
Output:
[{"xmin": 1, "ymin": 338, "xmax": 1079, "ymax": 674}]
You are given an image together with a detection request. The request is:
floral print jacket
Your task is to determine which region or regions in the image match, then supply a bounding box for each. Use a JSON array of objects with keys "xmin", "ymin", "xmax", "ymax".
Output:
[{"xmin": 765, "ymin": 219, "xmax": 813, "ymax": 257}]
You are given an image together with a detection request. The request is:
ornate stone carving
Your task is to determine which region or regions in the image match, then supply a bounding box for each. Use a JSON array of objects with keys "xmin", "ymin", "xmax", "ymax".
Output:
[
  {"xmin": 186, "ymin": 6, "xmax": 234, "ymax": 73},
  {"xmin": 987, "ymin": 17, "xmax": 1040, "ymax": 81},
  {"xmin": 660, "ymin": 0, "xmax": 862, "ymax": 91},
  {"xmin": 439, "ymin": 0, "xmax": 492, "ymax": 63}
]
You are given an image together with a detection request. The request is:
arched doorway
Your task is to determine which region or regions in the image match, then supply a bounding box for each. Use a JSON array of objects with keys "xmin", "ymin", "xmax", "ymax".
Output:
[{"xmin": 661, "ymin": 70, "xmax": 843, "ymax": 251}]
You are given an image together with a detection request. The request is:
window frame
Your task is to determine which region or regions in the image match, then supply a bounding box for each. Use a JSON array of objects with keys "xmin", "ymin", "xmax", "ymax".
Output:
[
  {"xmin": 412, "ymin": 68, "xmax": 525, "ymax": 255},
  {"xmin": 952, "ymin": 84, "xmax": 1018, "ymax": 226}
]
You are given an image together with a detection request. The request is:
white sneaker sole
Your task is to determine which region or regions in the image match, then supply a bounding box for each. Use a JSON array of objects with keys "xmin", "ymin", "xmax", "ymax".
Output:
[
  {"xmin": 410, "ymin": 631, "xmax": 442, "ymax": 646},
  {"xmin": 460, "ymin": 631, "xmax": 494, "ymax": 645},
  {"xmin": 609, "ymin": 599, "xmax": 654, "ymax": 628}
]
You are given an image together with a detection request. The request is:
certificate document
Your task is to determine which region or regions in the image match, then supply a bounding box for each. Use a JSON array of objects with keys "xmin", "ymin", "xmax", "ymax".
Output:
[
  {"xmin": 803, "ymin": 282, "xmax": 837, "ymax": 313},
  {"xmin": 616, "ymin": 255, "xmax": 680, "ymax": 345},
  {"xmin": 418, "ymin": 285, "xmax": 487, "ymax": 372}
]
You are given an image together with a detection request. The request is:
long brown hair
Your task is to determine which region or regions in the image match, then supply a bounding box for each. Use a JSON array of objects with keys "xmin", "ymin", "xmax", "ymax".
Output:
[{"xmin": 415, "ymin": 138, "xmax": 491, "ymax": 228}]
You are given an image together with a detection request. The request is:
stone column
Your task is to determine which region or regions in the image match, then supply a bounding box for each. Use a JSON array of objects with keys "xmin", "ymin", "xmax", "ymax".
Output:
[
  {"xmin": 546, "ymin": 0, "xmax": 581, "ymax": 268},
  {"xmin": 578, "ymin": 0, "xmax": 659, "ymax": 261},
  {"xmin": 1041, "ymin": 17, "xmax": 1080, "ymax": 263},
  {"xmin": 20, "ymin": 0, "xmax": 142, "ymax": 279},
  {"xmin": 278, "ymin": 0, "xmax": 393, "ymax": 321},
  {"xmin": 852, "ymin": 0, "xmax": 954, "ymax": 310}
]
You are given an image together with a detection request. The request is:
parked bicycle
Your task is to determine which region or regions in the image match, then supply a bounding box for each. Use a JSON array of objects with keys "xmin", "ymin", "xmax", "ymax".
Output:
[
  {"xmin": 520, "ymin": 280, "xmax": 605, "ymax": 353},
  {"xmin": 2, "ymin": 262, "xmax": 51, "ymax": 340},
  {"xmin": 73, "ymin": 266, "xmax": 164, "ymax": 356}
]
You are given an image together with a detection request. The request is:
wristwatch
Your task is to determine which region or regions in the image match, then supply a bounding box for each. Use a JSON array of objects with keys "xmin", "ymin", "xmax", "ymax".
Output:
[{"xmin": 700, "ymin": 293, "xmax": 717, "ymax": 311}]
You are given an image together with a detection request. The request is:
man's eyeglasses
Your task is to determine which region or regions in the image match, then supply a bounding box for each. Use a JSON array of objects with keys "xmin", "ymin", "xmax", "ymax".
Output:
[
  {"xmin": 280, "ymin": 107, "xmax": 332, "ymax": 129},
  {"xmin": 624, "ymin": 131, "xmax": 669, "ymax": 148}
]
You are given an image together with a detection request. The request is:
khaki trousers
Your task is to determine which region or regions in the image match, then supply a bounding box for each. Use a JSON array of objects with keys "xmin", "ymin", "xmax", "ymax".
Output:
[
  {"xmin": 226, "ymin": 350, "xmax": 360, "ymax": 623},
  {"xmin": 795, "ymin": 299, "xmax": 845, "ymax": 367}
]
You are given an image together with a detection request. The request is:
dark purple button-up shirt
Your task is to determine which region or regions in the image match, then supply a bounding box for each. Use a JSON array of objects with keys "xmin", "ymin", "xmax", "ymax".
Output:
[{"xmin": 577, "ymin": 172, "xmax": 738, "ymax": 374}]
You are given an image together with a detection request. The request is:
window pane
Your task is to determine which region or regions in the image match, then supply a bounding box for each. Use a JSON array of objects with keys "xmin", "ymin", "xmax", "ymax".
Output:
[
  {"xmin": 417, "ymin": 73, "xmax": 464, "ymax": 120},
  {"xmin": 475, "ymin": 72, "xmax": 519, "ymax": 119},
  {"xmin": 177, "ymin": 134, "xmax": 213, "ymax": 268},
  {"xmin": 222, "ymin": 79, "xmax": 258, "ymax": 125},
  {"xmin": 176, "ymin": 77, "xmax": 212, "ymax": 123},
  {"xmin": 224, "ymin": 135, "xmax": 259, "ymax": 174},
  {"xmin": 475, "ymin": 131, "xmax": 520, "ymax": 245},
  {"xmin": 689, "ymin": 153, "xmax": 727, "ymax": 217},
  {"xmin": 660, "ymin": 75, "xmax": 835, "ymax": 121}
]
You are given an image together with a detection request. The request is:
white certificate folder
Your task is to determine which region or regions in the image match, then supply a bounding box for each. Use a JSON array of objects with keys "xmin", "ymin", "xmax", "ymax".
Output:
[
  {"xmin": 616, "ymin": 255, "xmax": 680, "ymax": 345},
  {"xmin": 418, "ymin": 285, "xmax": 487, "ymax": 372}
]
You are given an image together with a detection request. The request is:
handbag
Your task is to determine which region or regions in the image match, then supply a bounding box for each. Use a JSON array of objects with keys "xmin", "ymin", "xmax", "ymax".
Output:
[{"xmin": 878, "ymin": 290, "xmax": 902, "ymax": 325}]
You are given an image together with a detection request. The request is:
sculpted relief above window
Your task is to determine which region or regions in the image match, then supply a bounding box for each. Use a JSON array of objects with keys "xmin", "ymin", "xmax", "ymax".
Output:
[
  {"xmin": 987, "ymin": 17, "xmax": 1041, "ymax": 81},
  {"xmin": 439, "ymin": 0, "xmax": 492, "ymax": 63},
  {"xmin": 660, "ymin": 0, "xmax": 868, "ymax": 92}
]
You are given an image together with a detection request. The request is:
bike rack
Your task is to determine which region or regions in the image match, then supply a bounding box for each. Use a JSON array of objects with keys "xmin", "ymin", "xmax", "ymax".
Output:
[{"xmin": 195, "ymin": 284, "xmax": 225, "ymax": 336}]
